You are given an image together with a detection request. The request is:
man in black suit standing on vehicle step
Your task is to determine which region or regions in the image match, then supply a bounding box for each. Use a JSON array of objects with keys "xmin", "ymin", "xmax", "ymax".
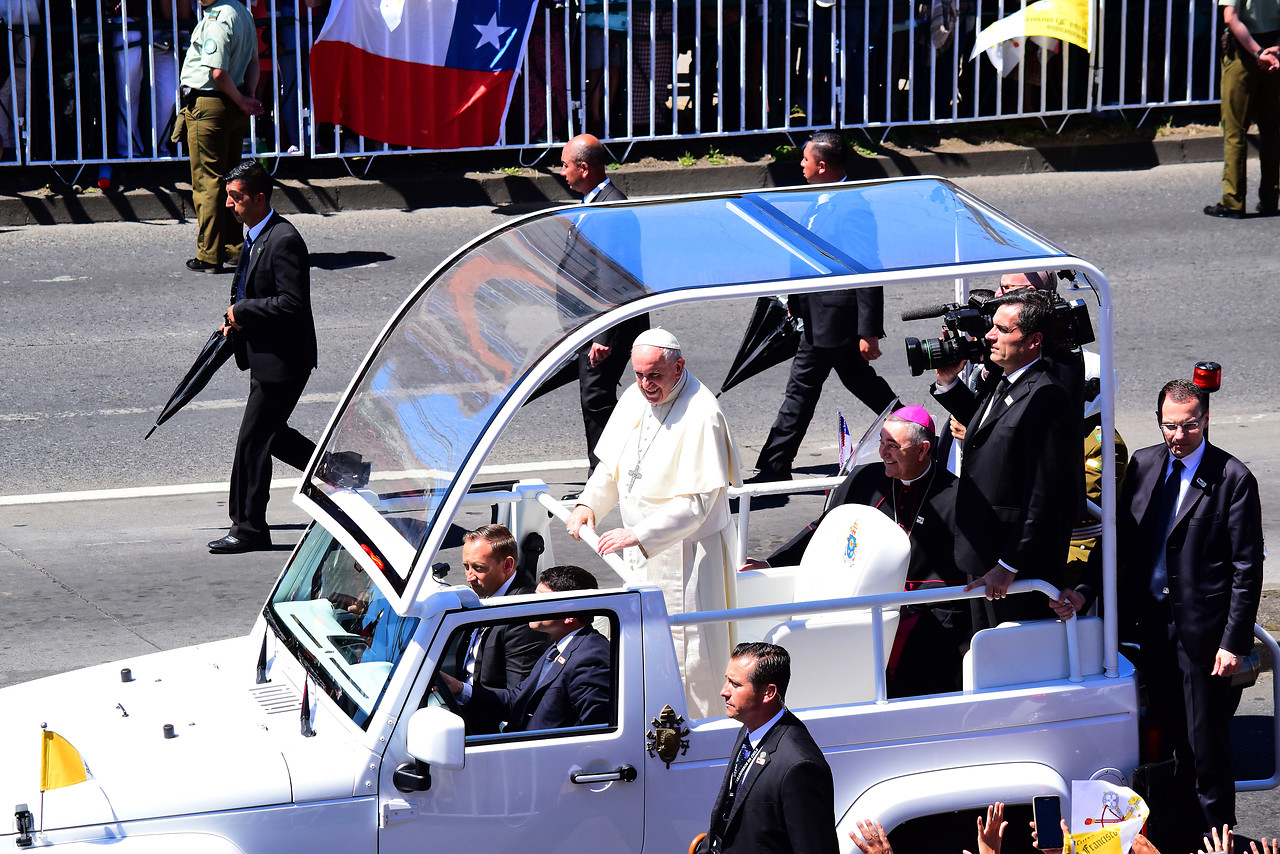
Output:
[
  {"xmin": 559, "ymin": 133, "xmax": 649, "ymax": 471},
  {"xmin": 704, "ymin": 643, "xmax": 838, "ymax": 854},
  {"xmin": 1120, "ymin": 379, "xmax": 1262, "ymax": 846},
  {"xmin": 209, "ymin": 159, "xmax": 317, "ymax": 554}
]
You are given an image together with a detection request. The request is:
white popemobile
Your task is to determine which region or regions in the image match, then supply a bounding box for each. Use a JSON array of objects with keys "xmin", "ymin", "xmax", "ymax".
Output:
[{"xmin": 2, "ymin": 178, "xmax": 1276, "ymax": 853}]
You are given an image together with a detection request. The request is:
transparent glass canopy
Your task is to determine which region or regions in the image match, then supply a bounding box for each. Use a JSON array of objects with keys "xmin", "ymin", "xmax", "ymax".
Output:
[{"xmin": 303, "ymin": 177, "xmax": 1070, "ymax": 595}]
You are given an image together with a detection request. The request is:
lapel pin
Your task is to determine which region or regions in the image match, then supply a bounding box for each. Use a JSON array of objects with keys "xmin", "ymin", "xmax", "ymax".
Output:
[
  {"xmin": 755, "ymin": 752, "xmax": 768, "ymax": 765},
  {"xmin": 1194, "ymin": 477, "xmax": 1207, "ymax": 488}
]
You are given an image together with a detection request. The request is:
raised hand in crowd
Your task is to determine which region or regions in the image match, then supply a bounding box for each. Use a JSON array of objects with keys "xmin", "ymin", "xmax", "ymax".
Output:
[
  {"xmin": 964, "ymin": 802, "xmax": 1007, "ymax": 854},
  {"xmin": 850, "ymin": 819, "xmax": 894, "ymax": 854},
  {"xmin": 1250, "ymin": 839, "xmax": 1279, "ymax": 854},
  {"xmin": 1199, "ymin": 826, "xmax": 1233, "ymax": 854}
]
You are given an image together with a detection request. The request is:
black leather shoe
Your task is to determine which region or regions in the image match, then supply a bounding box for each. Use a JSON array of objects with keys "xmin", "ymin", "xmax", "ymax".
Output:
[
  {"xmin": 743, "ymin": 469, "xmax": 792, "ymax": 485},
  {"xmin": 1257, "ymin": 203, "xmax": 1279, "ymax": 217},
  {"xmin": 1203, "ymin": 203, "xmax": 1244, "ymax": 219},
  {"xmin": 186, "ymin": 257, "xmax": 224, "ymax": 273},
  {"xmin": 208, "ymin": 534, "xmax": 271, "ymax": 554}
]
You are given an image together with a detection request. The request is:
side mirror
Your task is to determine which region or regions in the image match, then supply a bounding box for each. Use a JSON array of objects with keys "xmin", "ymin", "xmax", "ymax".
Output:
[
  {"xmin": 406, "ymin": 706, "xmax": 465, "ymax": 770},
  {"xmin": 394, "ymin": 706, "xmax": 465, "ymax": 793}
]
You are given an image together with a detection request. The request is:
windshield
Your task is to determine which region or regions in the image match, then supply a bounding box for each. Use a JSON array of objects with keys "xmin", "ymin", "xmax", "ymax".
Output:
[
  {"xmin": 268, "ymin": 524, "xmax": 420, "ymax": 728},
  {"xmin": 304, "ymin": 178, "xmax": 1068, "ymax": 594}
]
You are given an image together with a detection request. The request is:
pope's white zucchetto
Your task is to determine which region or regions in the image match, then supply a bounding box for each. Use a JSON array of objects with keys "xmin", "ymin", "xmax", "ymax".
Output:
[{"xmin": 632, "ymin": 328, "xmax": 681, "ymax": 351}]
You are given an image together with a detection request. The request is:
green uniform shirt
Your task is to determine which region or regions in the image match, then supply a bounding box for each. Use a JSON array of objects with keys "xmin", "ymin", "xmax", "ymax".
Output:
[
  {"xmin": 1221, "ymin": 0, "xmax": 1280, "ymax": 36},
  {"xmin": 179, "ymin": 0, "xmax": 256, "ymax": 91}
]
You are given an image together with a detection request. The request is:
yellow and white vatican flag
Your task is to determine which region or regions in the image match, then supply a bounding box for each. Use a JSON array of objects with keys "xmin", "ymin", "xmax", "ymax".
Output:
[
  {"xmin": 971, "ymin": 0, "xmax": 1094, "ymax": 75},
  {"xmin": 40, "ymin": 728, "xmax": 88, "ymax": 791},
  {"xmin": 1068, "ymin": 780, "xmax": 1150, "ymax": 854}
]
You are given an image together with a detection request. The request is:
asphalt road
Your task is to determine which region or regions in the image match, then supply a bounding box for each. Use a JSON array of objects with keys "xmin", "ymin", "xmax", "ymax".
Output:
[{"xmin": 1, "ymin": 160, "xmax": 1277, "ymax": 837}]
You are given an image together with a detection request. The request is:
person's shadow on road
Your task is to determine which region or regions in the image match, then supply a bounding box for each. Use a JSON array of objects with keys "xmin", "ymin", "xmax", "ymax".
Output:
[{"xmin": 310, "ymin": 250, "xmax": 395, "ymax": 270}]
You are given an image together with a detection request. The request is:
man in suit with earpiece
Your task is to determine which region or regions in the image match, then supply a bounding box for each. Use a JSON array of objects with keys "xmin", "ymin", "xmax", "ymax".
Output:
[{"xmin": 703, "ymin": 643, "xmax": 838, "ymax": 854}]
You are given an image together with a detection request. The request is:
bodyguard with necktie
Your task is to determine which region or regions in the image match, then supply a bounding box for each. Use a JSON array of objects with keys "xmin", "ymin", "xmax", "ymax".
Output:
[
  {"xmin": 209, "ymin": 160, "xmax": 317, "ymax": 554},
  {"xmin": 452, "ymin": 525, "xmax": 549, "ymax": 735},
  {"xmin": 558, "ymin": 133, "xmax": 649, "ymax": 471},
  {"xmin": 1119, "ymin": 379, "xmax": 1262, "ymax": 844},
  {"xmin": 440, "ymin": 565, "xmax": 610, "ymax": 733},
  {"xmin": 751, "ymin": 131, "xmax": 898, "ymax": 484},
  {"xmin": 704, "ymin": 643, "xmax": 837, "ymax": 854}
]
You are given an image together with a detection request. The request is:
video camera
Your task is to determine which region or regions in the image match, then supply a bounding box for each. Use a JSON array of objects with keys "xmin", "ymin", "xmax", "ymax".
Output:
[{"xmin": 902, "ymin": 285, "xmax": 1095, "ymax": 377}]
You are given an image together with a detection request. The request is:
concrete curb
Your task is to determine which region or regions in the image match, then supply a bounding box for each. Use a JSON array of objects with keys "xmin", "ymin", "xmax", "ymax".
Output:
[{"xmin": 0, "ymin": 131, "xmax": 1227, "ymax": 226}]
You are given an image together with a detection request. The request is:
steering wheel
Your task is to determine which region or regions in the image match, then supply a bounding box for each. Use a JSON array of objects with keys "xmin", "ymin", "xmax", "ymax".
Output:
[{"xmin": 430, "ymin": 671, "xmax": 463, "ymax": 714}]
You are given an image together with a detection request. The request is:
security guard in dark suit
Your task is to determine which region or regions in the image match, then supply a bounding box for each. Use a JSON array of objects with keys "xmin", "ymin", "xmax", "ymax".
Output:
[
  {"xmin": 1120, "ymin": 379, "xmax": 1263, "ymax": 845},
  {"xmin": 452, "ymin": 525, "xmax": 551, "ymax": 734},
  {"xmin": 208, "ymin": 160, "xmax": 316, "ymax": 553},
  {"xmin": 704, "ymin": 643, "xmax": 838, "ymax": 854},
  {"xmin": 559, "ymin": 133, "xmax": 649, "ymax": 469},
  {"xmin": 753, "ymin": 131, "xmax": 898, "ymax": 482}
]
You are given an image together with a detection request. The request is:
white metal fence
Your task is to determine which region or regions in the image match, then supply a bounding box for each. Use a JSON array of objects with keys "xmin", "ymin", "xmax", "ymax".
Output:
[{"xmin": 0, "ymin": 0, "xmax": 1224, "ymax": 169}]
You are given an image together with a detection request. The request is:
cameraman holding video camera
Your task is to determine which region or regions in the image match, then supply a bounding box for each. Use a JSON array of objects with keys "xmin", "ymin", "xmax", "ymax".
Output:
[{"xmin": 929, "ymin": 288, "xmax": 1079, "ymax": 629}]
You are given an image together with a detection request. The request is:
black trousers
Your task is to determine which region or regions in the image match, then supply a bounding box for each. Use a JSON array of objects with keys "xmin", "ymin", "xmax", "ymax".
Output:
[
  {"xmin": 756, "ymin": 336, "xmax": 897, "ymax": 474},
  {"xmin": 579, "ymin": 316, "xmax": 648, "ymax": 469},
  {"xmin": 229, "ymin": 373, "xmax": 315, "ymax": 540},
  {"xmin": 1140, "ymin": 598, "xmax": 1240, "ymax": 843}
]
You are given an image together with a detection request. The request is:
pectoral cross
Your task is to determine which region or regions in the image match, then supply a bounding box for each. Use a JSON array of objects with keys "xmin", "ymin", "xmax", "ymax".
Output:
[{"xmin": 626, "ymin": 464, "xmax": 642, "ymax": 492}]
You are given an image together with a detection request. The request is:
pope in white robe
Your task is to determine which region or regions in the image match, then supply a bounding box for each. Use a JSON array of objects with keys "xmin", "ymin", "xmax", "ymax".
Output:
[{"xmin": 567, "ymin": 328, "xmax": 743, "ymax": 718}]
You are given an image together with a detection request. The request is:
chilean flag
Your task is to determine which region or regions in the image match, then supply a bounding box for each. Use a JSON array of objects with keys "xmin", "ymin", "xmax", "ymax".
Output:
[{"xmin": 310, "ymin": 0, "xmax": 541, "ymax": 149}]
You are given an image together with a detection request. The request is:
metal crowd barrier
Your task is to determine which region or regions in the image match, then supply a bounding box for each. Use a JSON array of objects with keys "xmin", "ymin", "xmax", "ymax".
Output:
[
  {"xmin": 0, "ymin": 0, "xmax": 1226, "ymax": 169},
  {"xmin": 0, "ymin": 0, "xmax": 309, "ymax": 173}
]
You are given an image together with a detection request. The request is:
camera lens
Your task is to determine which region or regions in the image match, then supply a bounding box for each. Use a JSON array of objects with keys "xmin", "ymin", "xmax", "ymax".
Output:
[
  {"xmin": 904, "ymin": 336, "xmax": 981, "ymax": 376},
  {"xmin": 904, "ymin": 336, "xmax": 949, "ymax": 376}
]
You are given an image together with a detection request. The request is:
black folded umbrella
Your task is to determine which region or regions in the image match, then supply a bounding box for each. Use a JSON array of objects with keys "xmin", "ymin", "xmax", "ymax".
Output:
[
  {"xmin": 717, "ymin": 296, "xmax": 801, "ymax": 396},
  {"xmin": 145, "ymin": 328, "xmax": 236, "ymax": 439}
]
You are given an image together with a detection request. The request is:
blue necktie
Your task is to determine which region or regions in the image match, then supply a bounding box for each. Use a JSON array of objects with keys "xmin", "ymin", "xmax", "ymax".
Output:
[
  {"xmin": 1148, "ymin": 459, "xmax": 1184, "ymax": 601},
  {"xmin": 235, "ymin": 234, "xmax": 252, "ymax": 302},
  {"xmin": 534, "ymin": 646, "xmax": 559, "ymax": 688}
]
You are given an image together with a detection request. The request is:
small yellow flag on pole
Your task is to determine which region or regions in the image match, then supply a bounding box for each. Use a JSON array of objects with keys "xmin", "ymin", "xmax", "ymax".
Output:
[{"xmin": 40, "ymin": 729, "xmax": 87, "ymax": 791}]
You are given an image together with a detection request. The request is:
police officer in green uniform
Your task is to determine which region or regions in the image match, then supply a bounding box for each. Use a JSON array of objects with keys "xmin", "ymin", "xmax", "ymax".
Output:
[
  {"xmin": 178, "ymin": 0, "xmax": 261, "ymax": 272},
  {"xmin": 1204, "ymin": 0, "xmax": 1280, "ymax": 218}
]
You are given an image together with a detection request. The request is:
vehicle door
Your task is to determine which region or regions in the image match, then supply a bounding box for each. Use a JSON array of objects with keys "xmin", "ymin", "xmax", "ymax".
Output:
[{"xmin": 377, "ymin": 590, "xmax": 646, "ymax": 854}]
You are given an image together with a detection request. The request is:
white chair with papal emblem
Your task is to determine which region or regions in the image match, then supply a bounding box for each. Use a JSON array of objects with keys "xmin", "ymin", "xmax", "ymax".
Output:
[{"xmin": 763, "ymin": 503, "xmax": 911, "ymax": 708}]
